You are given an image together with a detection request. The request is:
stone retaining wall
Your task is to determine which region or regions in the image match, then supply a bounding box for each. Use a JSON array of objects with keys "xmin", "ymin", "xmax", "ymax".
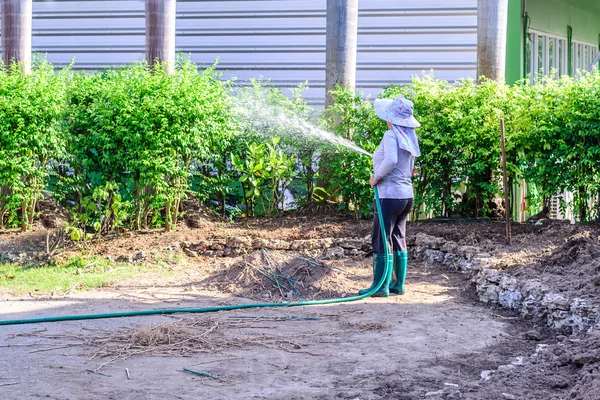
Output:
[
  {"xmin": 409, "ymin": 233, "xmax": 600, "ymax": 334},
  {"xmin": 179, "ymin": 232, "xmax": 599, "ymax": 333}
]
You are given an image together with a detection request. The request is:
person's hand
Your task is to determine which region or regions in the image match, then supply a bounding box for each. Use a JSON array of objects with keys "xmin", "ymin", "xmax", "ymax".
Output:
[{"xmin": 369, "ymin": 177, "xmax": 378, "ymax": 188}]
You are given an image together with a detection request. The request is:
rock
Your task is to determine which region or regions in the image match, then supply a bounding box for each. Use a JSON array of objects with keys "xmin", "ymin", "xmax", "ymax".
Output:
[
  {"xmin": 209, "ymin": 240, "xmax": 227, "ymax": 250},
  {"xmin": 444, "ymin": 390, "xmax": 463, "ymax": 399},
  {"xmin": 251, "ymin": 238, "xmax": 290, "ymax": 250},
  {"xmin": 423, "ymin": 249, "xmax": 445, "ymax": 264},
  {"xmin": 500, "ymin": 276, "xmax": 519, "ymax": 291},
  {"xmin": 571, "ymin": 351, "xmax": 600, "ymax": 366},
  {"xmin": 535, "ymin": 344, "xmax": 549, "ymax": 354},
  {"xmin": 549, "ymin": 376, "xmax": 570, "ymax": 389},
  {"xmin": 425, "ymin": 390, "xmax": 444, "ymax": 397},
  {"xmin": 523, "ymin": 330, "xmax": 542, "ymax": 342},
  {"xmin": 501, "ymin": 394, "xmax": 517, "ymax": 400},
  {"xmin": 523, "ymin": 330, "xmax": 543, "ymax": 341},
  {"xmin": 456, "ymin": 246, "xmax": 478, "ymax": 259},
  {"xmin": 116, "ymin": 254, "xmax": 133, "ymax": 263},
  {"xmin": 440, "ymin": 241, "xmax": 459, "ymax": 253},
  {"xmin": 344, "ymin": 248, "xmax": 364, "ymax": 257},
  {"xmin": 189, "ymin": 241, "xmax": 209, "ymax": 251},
  {"xmin": 442, "ymin": 253, "xmax": 462, "ymax": 270},
  {"xmin": 511, "ymin": 356, "xmax": 526, "ymax": 365},
  {"xmin": 542, "ymin": 293, "xmax": 570, "ymax": 310},
  {"xmin": 183, "ymin": 248, "xmax": 198, "ymax": 258},
  {"xmin": 226, "ymin": 236, "xmax": 252, "ymax": 249},
  {"xmin": 322, "ymin": 246, "xmax": 346, "ymax": 260},
  {"xmin": 335, "ymin": 238, "xmax": 365, "ymax": 250},
  {"xmin": 471, "ymin": 257, "xmax": 493, "ymax": 268},
  {"xmin": 520, "ymin": 279, "xmax": 545, "ymax": 298},
  {"xmin": 498, "ymin": 290, "xmax": 523, "ymax": 309},
  {"xmin": 291, "ymin": 239, "xmax": 327, "ymax": 251},
  {"xmin": 497, "ymin": 364, "xmax": 516, "ymax": 372},
  {"xmin": 444, "ymin": 383, "xmax": 459, "ymax": 388},
  {"xmin": 480, "ymin": 370, "xmax": 493, "ymax": 381}
]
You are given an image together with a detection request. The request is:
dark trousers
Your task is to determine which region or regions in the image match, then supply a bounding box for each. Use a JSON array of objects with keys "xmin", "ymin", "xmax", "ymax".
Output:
[{"xmin": 372, "ymin": 198, "xmax": 413, "ymax": 254}]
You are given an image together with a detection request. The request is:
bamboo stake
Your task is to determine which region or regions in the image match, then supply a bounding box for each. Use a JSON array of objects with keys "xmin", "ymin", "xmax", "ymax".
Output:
[{"xmin": 500, "ymin": 118, "xmax": 511, "ymax": 246}]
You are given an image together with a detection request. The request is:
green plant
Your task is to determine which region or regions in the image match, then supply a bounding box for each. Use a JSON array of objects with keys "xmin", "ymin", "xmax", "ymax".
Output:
[
  {"xmin": 322, "ymin": 87, "xmax": 383, "ymax": 217},
  {"xmin": 232, "ymin": 136, "xmax": 296, "ymax": 216},
  {"xmin": 0, "ymin": 58, "xmax": 68, "ymax": 230},
  {"xmin": 63, "ymin": 57, "xmax": 235, "ymax": 231}
]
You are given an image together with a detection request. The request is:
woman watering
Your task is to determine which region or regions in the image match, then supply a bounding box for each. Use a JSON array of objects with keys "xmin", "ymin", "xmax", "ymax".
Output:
[{"xmin": 359, "ymin": 96, "xmax": 421, "ymax": 297}]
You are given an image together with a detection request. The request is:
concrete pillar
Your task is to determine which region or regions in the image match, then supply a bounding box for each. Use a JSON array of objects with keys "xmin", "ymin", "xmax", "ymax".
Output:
[
  {"xmin": 477, "ymin": 0, "xmax": 508, "ymax": 81},
  {"xmin": 145, "ymin": 0, "xmax": 176, "ymax": 73},
  {"xmin": 1, "ymin": 0, "xmax": 32, "ymax": 73},
  {"xmin": 325, "ymin": 0, "xmax": 358, "ymax": 107}
]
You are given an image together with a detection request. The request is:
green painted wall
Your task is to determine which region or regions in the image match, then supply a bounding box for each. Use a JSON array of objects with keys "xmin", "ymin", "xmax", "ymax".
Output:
[
  {"xmin": 526, "ymin": 0, "xmax": 600, "ymax": 43},
  {"xmin": 506, "ymin": 0, "xmax": 524, "ymax": 84},
  {"xmin": 504, "ymin": 0, "xmax": 600, "ymax": 82}
]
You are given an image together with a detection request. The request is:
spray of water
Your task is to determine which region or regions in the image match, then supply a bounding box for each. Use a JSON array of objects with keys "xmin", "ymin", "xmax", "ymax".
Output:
[{"xmin": 232, "ymin": 88, "xmax": 371, "ymax": 157}]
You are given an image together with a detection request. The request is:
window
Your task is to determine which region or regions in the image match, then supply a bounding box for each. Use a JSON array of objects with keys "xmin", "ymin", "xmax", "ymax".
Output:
[
  {"xmin": 572, "ymin": 40, "xmax": 599, "ymax": 74},
  {"xmin": 526, "ymin": 31, "xmax": 568, "ymax": 83}
]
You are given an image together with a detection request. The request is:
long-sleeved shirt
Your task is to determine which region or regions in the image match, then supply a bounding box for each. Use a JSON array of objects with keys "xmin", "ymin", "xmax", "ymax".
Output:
[{"xmin": 372, "ymin": 130, "xmax": 415, "ymax": 199}]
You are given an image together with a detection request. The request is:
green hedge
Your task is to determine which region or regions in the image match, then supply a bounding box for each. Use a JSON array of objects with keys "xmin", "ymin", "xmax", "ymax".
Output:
[
  {"xmin": 0, "ymin": 59, "xmax": 599, "ymax": 235},
  {"xmin": 325, "ymin": 74, "xmax": 600, "ymax": 221}
]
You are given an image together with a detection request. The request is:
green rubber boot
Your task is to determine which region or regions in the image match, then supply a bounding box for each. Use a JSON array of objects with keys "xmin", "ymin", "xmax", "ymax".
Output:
[
  {"xmin": 359, "ymin": 254, "xmax": 390, "ymax": 297},
  {"xmin": 389, "ymin": 251, "xmax": 408, "ymax": 295}
]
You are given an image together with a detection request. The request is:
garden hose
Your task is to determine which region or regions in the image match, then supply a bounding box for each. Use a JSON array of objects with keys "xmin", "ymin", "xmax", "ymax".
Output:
[{"xmin": 0, "ymin": 187, "xmax": 391, "ymax": 326}]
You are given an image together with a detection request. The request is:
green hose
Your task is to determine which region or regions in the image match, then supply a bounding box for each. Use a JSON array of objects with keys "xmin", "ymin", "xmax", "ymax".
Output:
[{"xmin": 0, "ymin": 187, "xmax": 391, "ymax": 326}]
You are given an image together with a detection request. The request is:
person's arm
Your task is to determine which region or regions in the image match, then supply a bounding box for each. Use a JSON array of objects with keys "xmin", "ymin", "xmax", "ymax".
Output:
[{"xmin": 373, "ymin": 131, "xmax": 398, "ymax": 182}]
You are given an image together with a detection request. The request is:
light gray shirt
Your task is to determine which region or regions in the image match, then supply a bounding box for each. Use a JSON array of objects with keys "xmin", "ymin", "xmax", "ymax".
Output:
[{"xmin": 372, "ymin": 130, "xmax": 415, "ymax": 199}]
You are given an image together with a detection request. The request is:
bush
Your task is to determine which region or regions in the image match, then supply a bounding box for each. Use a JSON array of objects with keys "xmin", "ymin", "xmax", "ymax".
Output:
[
  {"xmin": 63, "ymin": 58, "xmax": 234, "ymax": 233},
  {"xmin": 0, "ymin": 59, "xmax": 68, "ymax": 230},
  {"xmin": 1, "ymin": 57, "xmax": 599, "ymax": 232}
]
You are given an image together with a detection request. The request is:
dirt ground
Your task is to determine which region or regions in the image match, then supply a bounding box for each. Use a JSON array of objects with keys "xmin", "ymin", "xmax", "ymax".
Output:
[
  {"xmin": 1, "ymin": 214, "xmax": 599, "ymax": 399},
  {"xmin": 1, "ymin": 262, "xmax": 548, "ymax": 400}
]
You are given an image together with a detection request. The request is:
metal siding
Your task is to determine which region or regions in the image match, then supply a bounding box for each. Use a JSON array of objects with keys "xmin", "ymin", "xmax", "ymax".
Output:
[
  {"xmin": 1, "ymin": 0, "xmax": 477, "ymax": 105},
  {"xmin": 178, "ymin": 0, "xmax": 477, "ymax": 106}
]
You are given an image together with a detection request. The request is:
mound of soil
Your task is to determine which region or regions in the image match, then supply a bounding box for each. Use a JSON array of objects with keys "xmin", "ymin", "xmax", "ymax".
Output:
[
  {"xmin": 37, "ymin": 197, "xmax": 69, "ymax": 229},
  {"xmin": 512, "ymin": 230, "xmax": 600, "ymax": 300},
  {"xmin": 473, "ymin": 331, "xmax": 600, "ymax": 400},
  {"xmin": 408, "ymin": 220, "xmax": 580, "ymax": 250},
  {"xmin": 202, "ymin": 250, "xmax": 364, "ymax": 300},
  {"xmin": 181, "ymin": 196, "xmax": 222, "ymax": 229}
]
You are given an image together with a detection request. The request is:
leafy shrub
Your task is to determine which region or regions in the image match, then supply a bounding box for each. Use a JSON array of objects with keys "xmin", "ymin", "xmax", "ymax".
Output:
[
  {"xmin": 63, "ymin": 58, "xmax": 234, "ymax": 232},
  {"xmin": 0, "ymin": 59, "xmax": 68, "ymax": 230}
]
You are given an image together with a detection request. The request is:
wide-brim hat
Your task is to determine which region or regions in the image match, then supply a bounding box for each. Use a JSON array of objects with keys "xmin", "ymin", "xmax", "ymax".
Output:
[{"xmin": 374, "ymin": 96, "xmax": 421, "ymax": 128}]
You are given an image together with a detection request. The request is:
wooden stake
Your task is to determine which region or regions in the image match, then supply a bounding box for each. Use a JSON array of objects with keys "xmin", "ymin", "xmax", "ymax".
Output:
[{"xmin": 500, "ymin": 118, "xmax": 511, "ymax": 246}]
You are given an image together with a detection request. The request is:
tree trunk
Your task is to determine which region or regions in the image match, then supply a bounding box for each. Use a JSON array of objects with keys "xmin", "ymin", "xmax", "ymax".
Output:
[
  {"xmin": 1, "ymin": 0, "xmax": 32, "ymax": 73},
  {"xmin": 145, "ymin": 0, "xmax": 176, "ymax": 73},
  {"xmin": 578, "ymin": 186, "xmax": 587, "ymax": 222},
  {"xmin": 325, "ymin": 0, "xmax": 358, "ymax": 107},
  {"xmin": 477, "ymin": 0, "xmax": 508, "ymax": 81}
]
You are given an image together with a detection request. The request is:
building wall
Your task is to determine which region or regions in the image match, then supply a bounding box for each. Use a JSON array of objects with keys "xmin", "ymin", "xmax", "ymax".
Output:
[
  {"xmin": 526, "ymin": 0, "xmax": 600, "ymax": 44},
  {"xmin": 0, "ymin": 0, "xmax": 477, "ymax": 107},
  {"xmin": 506, "ymin": 0, "xmax": 600, "ymax": 83}
]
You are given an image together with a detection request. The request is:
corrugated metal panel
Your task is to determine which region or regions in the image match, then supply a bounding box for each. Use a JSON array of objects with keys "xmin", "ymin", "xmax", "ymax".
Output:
[
  {"xmin": 1, "ymin": 0, "xmax": 477, "ymax": 106},
  {"xmin": 178, "ymin": 0, "xmax": 477, "ymax": 106}
]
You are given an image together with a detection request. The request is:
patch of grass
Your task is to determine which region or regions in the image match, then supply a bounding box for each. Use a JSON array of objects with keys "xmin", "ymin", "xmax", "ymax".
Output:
[{"xmin": 0, "ymin": 257, "xmax": 158, "ymax": 295}]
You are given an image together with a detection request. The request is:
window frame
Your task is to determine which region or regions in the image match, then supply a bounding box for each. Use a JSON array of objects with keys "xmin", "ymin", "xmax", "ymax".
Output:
[
  {"xmin": 572, "ymin": 39, "xmax": 599, "ymax": 74},
  {"xmin": 527, "ymin": 30, "xmax": 568, "ymax": 83}
]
